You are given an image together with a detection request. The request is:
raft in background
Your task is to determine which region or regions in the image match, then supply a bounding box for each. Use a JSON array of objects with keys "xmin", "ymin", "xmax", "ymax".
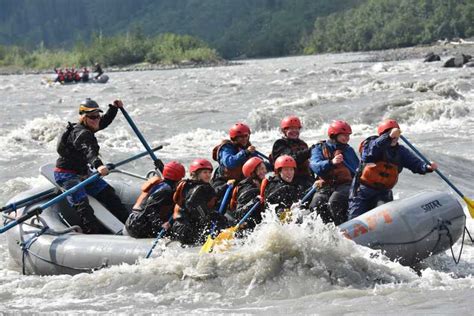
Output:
[
  {"xmin": 3, "ymin": 180, "xmax": 466, "ymax": 275},
  {"xmin": 41, "ymin": 74, "xmax": 109, "ymax": 85}
]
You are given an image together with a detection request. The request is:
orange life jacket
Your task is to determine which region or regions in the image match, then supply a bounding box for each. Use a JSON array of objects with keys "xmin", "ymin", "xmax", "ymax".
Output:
[
  {"xmin": 132, "ymin": 176, "xmax": 163, "ymax": 210},
  {"xmin": 358, "ymin": 136, "xmax": 401, "ymax": 190},
  {"xmin": 212, "ymin": 139, "xmax": 246, "ymax": 181},
  {"xmin": 133, "ymin": 176, "xmax": 175, "ymax": 222},
  {"xmin": 229, "ymin": 185, "xmax": 240, "ymax": 211},
  {"xmin": 259, "ymin": 178, "xmax": 269, "ymax": 202},
  {"xmin": 318, "ymin": 141, "xmax": 353, "ymax": 187}
]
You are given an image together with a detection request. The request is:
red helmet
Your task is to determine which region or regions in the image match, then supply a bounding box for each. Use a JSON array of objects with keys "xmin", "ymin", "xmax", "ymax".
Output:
[
  {"xmin": 242, "ymin": 157, "xmax": 264, "ymax": 178},
  {"xmin": 274, "ymin": 155, "xmax": 296, "ymax": 170},
  {"xmin": 162, "ymin": 161, "xmax": 185, "ymax": 181},
  {"xmin": 189, "ymin": 159, "xmax": 213, "ymax": 174},
  {"xmin": 229, "ymin": 123, "xmax": 251, "ymax": 139},
  {"xmin": 280, "ymin": 116, "xmax": 302, "ymax": 130},
  {"xmin": 377, "ymin": 119, "xmax": 400, "ymax": 135},
  {"xmin": 328, "ymin": 120, "xmax": 352, "ymax": 138}
]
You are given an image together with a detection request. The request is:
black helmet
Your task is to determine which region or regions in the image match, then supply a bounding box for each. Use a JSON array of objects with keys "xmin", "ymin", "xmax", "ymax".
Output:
[{"xmin": 79, "ymin": 98, "xmax": 103, "ymax": 114}]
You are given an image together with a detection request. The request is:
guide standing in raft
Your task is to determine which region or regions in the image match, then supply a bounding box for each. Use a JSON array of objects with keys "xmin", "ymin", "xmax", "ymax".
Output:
[{"xmin": 54, "ymin": 98, "xmax": 130, "ymax": 234}]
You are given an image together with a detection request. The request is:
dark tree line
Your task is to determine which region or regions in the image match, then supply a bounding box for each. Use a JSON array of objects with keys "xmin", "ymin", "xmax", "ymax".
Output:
[
  {"xmin": 304, "ymin": 0, "xmax": 474, "ymax": 54},
  {"xmin": 0, "ymin": 0, "xmax": 472, "ymax": 64},
  {"xmin": 0, "ymin": 0, "xmax": 361, "ymax": 58}
]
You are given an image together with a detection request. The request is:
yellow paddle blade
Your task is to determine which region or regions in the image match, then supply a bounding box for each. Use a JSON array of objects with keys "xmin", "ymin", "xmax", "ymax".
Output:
[
  {"xmin": 463, "ymin": 196, "xmax": 474, "ymax": 218},
  {"xmin": 279, "ymin": 209, "xmax": 292, "ymax": 223},
  {"xmin": 199, "ymin": 235, "xmax": 215, "ymax": 255},
  {"xmin": 212, "ymin": 226, "xmax": 239, "ymax": 253}
]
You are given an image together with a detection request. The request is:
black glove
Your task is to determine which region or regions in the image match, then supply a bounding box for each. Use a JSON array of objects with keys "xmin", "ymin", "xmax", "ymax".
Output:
[{"xmin": 154, "ymin": 159, "xmax": 164, "ymax": 172}]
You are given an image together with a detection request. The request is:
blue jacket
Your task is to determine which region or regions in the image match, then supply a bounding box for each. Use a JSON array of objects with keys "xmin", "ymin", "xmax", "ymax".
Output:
[
  {"xmin": 218, "ymin": 143, "xmax": 252, "ymax": 169},
  {"xmin": 362, "ymin": 133, "xmax": 429, "ymax": 174},
  {"xmin": 310, "ymin": 140, "xmax": 359, "ymax": 176}
]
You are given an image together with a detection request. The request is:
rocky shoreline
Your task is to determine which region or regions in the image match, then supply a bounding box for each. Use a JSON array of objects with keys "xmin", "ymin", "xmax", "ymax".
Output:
[
  {"xmin": 2, "ymin": 41, "xmax": 474, "ymax": 75},
  {"xmin": 365, "ymin": 40, "xmax": 474, "ymax": 62}
]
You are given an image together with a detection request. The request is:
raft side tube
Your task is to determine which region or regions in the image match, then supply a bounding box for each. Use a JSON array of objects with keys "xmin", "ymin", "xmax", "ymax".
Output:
[{"xmin": 339, "ymin": 191, "xmax": 466, "ymax": 265}]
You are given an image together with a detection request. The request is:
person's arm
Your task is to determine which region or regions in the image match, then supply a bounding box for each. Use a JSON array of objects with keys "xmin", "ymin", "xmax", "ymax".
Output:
[
  {"xmin": 99, "ymin": 101, "xmax": 120, "ymax": 130},
  {"xmin": 293, "ymin": 140, "xmax": 312, "ymax": 164},
  {"xmin": 363, "ymin": 133, "xmax": 391, "ymax": 161},
  {"xmin": 344, "ymin": 146, "xmax": 360, "ymax": 175},
  {"xmin": 399, "ymin": 146, "xmax": 436, "ymax": 174},
  {"xmin": 309, "ymin": 144, "xmax": 331, "ymax": 176},
  {"xmin": 272, "ymin": 139, "xmax": 311, "ymax": 165},
  {"xmin": 219, "ymin": 144, "xmax": 249, "ymax": 168}
]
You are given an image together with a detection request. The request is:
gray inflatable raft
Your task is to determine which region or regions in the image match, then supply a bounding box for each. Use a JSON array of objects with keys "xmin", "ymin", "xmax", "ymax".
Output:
[
  {"xmin": 339, "ymin": 190, "xmax": 466, "ymax": 266},
  {"xmin": 3, "ymin": 182, "xmax": 466, "ymax": 275}
]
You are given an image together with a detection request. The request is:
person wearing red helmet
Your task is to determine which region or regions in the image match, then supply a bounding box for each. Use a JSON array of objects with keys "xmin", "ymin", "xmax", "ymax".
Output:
[
  {"xmin": 64, "ymin": 68, "xmax": 73, "ymax": 83},
  {"xmin": 228, "ymin": 157, "xmax": 268, "ymax": 229},
  {"xmin": 347, "ymin": 119, "xmax": 438, "ymax": 220},
  {"xmin": 264, "ymin": 155, "xmax": 299, "ymax": 217},
  {"xmin": 125, "ymin": 161, "xmax": 186, "ymax": 238},
  {"xmin": 211, "ymin": 122, "xmax": 259, "ymax": 199},
  {"xmin": 271, "ymin": 115, "xmax": 315, "ymax": 194},
  {"xmin": 81, "ymin": 67, "xmax": 90, "ymax": 82},
  {"xmin": 54, "ymin": 67, "xmax": 65, "ymax": 83},
  {"xmin": 309, "ymin": 120, "xmax": 359, "ymax": 225},
  {"xmin": 171, "ymin": 159, "xmax": 227, "ymax": 244},
  {"xmin": 72, "ymin": 66, "xmax": 81, "ymax": 82}
]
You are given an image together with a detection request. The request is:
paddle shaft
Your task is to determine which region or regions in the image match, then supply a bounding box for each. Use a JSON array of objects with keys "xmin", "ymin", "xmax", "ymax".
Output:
[
  {"xmin": 301, "ymin": 186, "xmax": 317, "ymax": 204},
  {"xmin": 1, "ymin": 187, "xmax": 56, "ymax": 213},
  {"xmin": 209, "ymin": 183, "xmax": 234, "ymax": 235},
  {"xmin": 400, "ymin": 135, "xmax": 465, "ymax": 199},
  {"xmin": 146, "ymin": 217, "xmax": 174, "ymax": 258},
  {"xmin": 236, "ymin": 200, "xmax": 261, "ymax": 227},
  {"xmin": 0, "ymin": 146, "xmax": 162, "ymax": 234},
  {"xmin": 119, "ymin": 107, "xmax": 163, "ymax": 177},
  {"xmin": 255, "ymin": 151, "xmax": 270, "ymax": 162},
  {"xmin": 0, "ymin": 173, "xmax": 100, "ymax": 234}
]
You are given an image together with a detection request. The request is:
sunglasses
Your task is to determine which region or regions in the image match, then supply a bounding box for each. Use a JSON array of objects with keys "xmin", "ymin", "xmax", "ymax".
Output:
[{"xmin": 86, "ymin": 115, "xmax": 101, "ymax": 120}]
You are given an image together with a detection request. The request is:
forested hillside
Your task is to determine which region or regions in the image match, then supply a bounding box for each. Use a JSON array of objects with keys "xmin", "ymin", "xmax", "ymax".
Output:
[
  {"xmin": 304, "ymin": 0, "xmax": 474, "ymax": 53},
  {"xmin": 0, "ymin": 0, "xmax": 362, "ymax": 58},
  {"xmin": 1, "ymin": 0, "xmax": 473, "ymax": 63}
]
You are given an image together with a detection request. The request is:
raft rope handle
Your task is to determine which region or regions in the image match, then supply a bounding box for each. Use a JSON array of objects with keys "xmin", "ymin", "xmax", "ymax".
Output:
[
  {"xmin": 21, "ymin": 245, "xmax": 105, "ymax": 275},
  {"xmin": 444, "ymin": 223, "xmax": 469, "ymax": 265},
  {"xmin": 20, "ymin": 226, "xmax": 49, "ymax": 275},
  {"xmin": 464, "ymin": 226, "xmax": 474, "ymax": 243},
  {"xmin": 19, "ymin": 224, "xmax": 105, "ymax": 274},
  {"xmin": 366, "ymin": 217, "xmax": 466, "ymax": 264}
]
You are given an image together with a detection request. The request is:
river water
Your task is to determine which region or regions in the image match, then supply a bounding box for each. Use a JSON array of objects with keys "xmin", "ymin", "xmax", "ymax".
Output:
[{"xmin": 0, "ymin": 52, "xmax": 473, "ymax": 314}]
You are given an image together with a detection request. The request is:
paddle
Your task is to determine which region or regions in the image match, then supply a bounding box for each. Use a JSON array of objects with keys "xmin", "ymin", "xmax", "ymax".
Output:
[
  {"xmin": 400, "ymin": 135, "xmax": 474, "ymax": 217},
  {"xmin": 145, "ymin": 216, "xmax": 174, "ymax": 258},
  {"xmin": 199, "ymin": 182, "xmax": 234, "ymax": 254},
  {"xmin": 119, "ymin": 106, "xmax": 163, "ymax": 178},
  {"xmin": 255, "ymin": 150, "xmax": 270, "ymax": 162},
  {"xmin": 0, "ymin": 146, "xmax": 162, "ymax": 234},
  {"xmin": 210, "ymin": 181, "xmax": 319, "ymax": 253},
  {"xmin": 208, "ymin": 199, "xmax": 262, "ymax": 251},
  {"xmin": 1, "ymin": 187, "xmax": 56, "ymax": 214}
]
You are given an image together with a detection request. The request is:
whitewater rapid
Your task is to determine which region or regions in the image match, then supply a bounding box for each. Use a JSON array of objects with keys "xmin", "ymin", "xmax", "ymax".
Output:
[{"xmin": 0, "ymin": 52, "xmax": 473, "ymax": 314}]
